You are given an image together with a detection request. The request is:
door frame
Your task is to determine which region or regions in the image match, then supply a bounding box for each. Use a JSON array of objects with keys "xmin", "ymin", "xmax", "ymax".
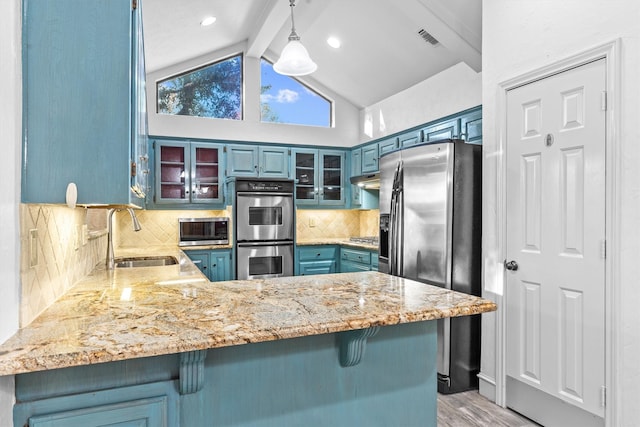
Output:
[{"xmin": 493, "ymin": 40, "xmax": 621, "ymax": 426}]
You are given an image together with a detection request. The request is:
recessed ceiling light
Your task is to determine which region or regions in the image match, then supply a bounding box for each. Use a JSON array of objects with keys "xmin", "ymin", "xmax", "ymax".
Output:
[
  {"xmin": 200, "ymin": 16, "xmax": 216, "ymax": 27},
  {"xmin": 327, "ymin": 36, "xmax": 341, "ymax": 49}
]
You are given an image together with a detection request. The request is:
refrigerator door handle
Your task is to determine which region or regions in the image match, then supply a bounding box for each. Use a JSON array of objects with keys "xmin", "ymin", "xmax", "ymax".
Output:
[
  {"xmin": 389, "ymin": 161, "xmax": 401, "ymax": 276},
  {"xmin": 396, "ymin": 161, "xmax": 404, "ymax": 276}
]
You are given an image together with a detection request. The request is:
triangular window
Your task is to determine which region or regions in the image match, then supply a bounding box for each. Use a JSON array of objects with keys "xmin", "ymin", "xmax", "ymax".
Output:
[{"xmin": 260, "ymin": 58, "xmax": 332, "ymax": 127}]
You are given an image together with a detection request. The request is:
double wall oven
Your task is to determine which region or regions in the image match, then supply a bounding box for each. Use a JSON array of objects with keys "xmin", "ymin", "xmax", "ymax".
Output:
[{"xmin": 233, "ymin": 178, "xmax": 295, "ymax": 280}]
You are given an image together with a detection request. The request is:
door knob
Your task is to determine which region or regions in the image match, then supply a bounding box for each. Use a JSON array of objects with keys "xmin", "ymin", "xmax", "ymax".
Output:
[{"xmin": 504, "ymin": 260, "xmax": 519, "ymax": 271}]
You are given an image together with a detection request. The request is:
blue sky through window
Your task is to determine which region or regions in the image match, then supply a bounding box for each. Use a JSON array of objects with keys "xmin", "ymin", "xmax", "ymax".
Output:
[{"xmin": 260, "ymin": 59, "xmax": 331, "ymax": 127}]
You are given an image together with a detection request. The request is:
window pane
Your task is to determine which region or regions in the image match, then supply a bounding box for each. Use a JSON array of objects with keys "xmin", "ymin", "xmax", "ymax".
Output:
[
  {"xmin": 260, "ymin": 58, "xmax": 331, "ymax": 127},
  {"xmin": 157, "ymin": 55, "xmax": 242, "ymax": 119}
]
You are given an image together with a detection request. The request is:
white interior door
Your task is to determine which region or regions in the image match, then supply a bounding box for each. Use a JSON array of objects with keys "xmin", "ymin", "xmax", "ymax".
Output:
[{"xmin": 505, "ymin": 58, "xmax": 606, "ymax": 427}]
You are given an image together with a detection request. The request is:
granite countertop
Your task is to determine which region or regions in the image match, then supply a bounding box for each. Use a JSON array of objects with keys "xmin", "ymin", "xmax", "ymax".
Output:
[{"xmin": 0, "ymin": 247, "xmax": 495, "ymax": 376}]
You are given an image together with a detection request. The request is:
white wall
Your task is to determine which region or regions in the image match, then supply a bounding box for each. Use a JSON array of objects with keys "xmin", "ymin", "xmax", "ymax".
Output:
[
  {"xmin": 0, "ymin": 0, "xmax": 21, "ymax": 422},
  {"xmin": 481, "ymin": 1, "xmax": 640, "ymax": 425},
  {"xmin": 359, "ymin": 62, "xmax": 482, "ymax": 142},
  {"xmin": 146, "ymin": 45, "xmax": 361, "ymax": 148}
]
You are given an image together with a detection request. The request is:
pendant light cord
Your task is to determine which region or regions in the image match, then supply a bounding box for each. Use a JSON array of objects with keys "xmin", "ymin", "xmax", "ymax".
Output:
[{"xmin": 288, "ymin": 0, "xmax": 300, "ymax": 41}]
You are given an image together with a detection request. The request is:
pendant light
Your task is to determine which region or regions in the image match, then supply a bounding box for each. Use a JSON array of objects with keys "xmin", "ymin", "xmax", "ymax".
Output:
[{"xmin": 273, "ymin": 0, "xmax": 317, "ymax": 76}]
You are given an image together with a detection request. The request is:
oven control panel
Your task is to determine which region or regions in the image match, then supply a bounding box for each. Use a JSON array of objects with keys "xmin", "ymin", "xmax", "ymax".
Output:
[{"xmin": 235, "ymin": 178, "xmax": 294, "ymax": 193}]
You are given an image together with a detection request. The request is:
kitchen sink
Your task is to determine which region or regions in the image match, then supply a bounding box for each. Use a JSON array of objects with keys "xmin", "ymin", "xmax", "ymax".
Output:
[{"xmin": 114, "ymin": 256, "xmax": 178, "ymax": 268}]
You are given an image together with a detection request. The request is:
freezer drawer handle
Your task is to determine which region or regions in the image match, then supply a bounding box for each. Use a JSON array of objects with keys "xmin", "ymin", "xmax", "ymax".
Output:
[{"xmin": 504, "ymin": 260, "xmax": 519, "ymax": 271}]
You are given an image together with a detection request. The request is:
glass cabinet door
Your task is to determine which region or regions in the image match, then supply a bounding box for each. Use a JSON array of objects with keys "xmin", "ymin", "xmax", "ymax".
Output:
[
  {"xmin": 191, "ymin": 144, "xmax": 221, "ymax": 203},
  {"xmin": 320, "ymin": 151, "xmax": 345, "ymax": 205},
  {"xmin": 155, "ymin": 141, "xmax": 223, "ymax": 205},
  {"xmin": 293, "ymin": 149, "xmax": 318, "ymax": 204},
  {"xmin": 156, "ymin": 142, "xmax": 189, "ymax": 204}
]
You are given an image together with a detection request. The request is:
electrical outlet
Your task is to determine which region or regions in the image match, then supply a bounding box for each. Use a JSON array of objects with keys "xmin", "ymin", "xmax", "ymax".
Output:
[
  {"xmin": 309, "ymin": 217, "xmax": 317, "ymax": 227},
  {"xmin": 29, "ymin": 229, "xmax": 38, "ymax": 268},
  {"xmin": 82, "ymin": 224, "xmax": 89, "ymax": 246}
]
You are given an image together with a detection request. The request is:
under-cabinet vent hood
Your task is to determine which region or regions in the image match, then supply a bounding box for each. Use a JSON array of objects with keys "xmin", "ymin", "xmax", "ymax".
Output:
[{"xmin": 350, "ymin": 173, "xmax": 380, "ymax": 190}]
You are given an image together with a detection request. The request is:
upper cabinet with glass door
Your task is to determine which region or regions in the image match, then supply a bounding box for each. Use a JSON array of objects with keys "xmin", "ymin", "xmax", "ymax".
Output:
[
  {"xmin": 21, "ymin": 0, "xmax": 148, "ymax": 206},
  {"xmin": 153, "ymin": 140, "xmax": 224, "ymax": 206},
  {"xmin": 292, "ymin": 148, "xmax": 345, "ymax": 207}
]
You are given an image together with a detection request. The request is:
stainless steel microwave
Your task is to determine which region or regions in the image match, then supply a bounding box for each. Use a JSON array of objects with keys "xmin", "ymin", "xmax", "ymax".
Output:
[{"xmin": 179, "ymin": 217, "xmax": 229, "ymax": 246}]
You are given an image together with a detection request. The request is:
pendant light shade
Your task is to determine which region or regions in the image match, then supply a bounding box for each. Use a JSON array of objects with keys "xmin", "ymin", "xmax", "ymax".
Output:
[{"xmin": 274, "ymin": 0, "xmax": 317, "ymax": 76}]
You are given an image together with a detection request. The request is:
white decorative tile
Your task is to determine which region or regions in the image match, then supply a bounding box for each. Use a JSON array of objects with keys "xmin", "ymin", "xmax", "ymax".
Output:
[{"xmin": 20, "ymin": 204, "xmax": 107, "ymax": 327}]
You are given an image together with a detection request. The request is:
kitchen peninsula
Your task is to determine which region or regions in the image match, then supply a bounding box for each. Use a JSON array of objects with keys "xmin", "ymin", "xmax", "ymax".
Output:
[{"xmin": 2, "ymin": 248, "xmax": 496, "ymax": 426}]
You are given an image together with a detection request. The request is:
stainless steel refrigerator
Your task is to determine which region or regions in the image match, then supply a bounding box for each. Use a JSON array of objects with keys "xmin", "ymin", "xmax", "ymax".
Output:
[{"xmin": 378, "ymin": 139, "xmax": 482, "ymax": 394}]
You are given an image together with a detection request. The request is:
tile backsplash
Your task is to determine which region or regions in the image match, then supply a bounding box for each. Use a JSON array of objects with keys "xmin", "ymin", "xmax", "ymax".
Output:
[
  {"xmin": 20, "ymin": 204, "xmax": 107, "ymax": 327},
  {"xmin": 114, "ymin": 208, "xmax": 232, "ymax": 248},
  {"xmin": 296, "ymin": 209, "xmax": 379, "ymax": 239}
]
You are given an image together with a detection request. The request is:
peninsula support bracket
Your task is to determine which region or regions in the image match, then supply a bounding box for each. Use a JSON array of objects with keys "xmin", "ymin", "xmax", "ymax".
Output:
[
  {"xmin": 179, "ymin": 350, "xmax": 207, "ymax": 394},
  {"xmin": 338, "ymin": 326, "xmax": 380, "ymax": 367}
]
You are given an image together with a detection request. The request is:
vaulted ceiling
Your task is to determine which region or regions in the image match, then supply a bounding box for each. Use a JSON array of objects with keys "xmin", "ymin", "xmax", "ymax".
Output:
[{"xmin": 142, "ymin": 0, "xmax": 482, "ymax": 108}]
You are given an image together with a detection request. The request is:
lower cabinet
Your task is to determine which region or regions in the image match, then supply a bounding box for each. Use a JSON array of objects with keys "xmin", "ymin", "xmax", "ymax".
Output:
[
  {"xmin": 14, "ymin": 380, "xmax": 179, "ymax": 427},
  {"xmin": 185, "ymin": 249, "xmax": 233, "ymax": 281},
  {"xmin": 297, "ymin": 245, "xmax": 338, "ymax": 276},
  {"xmin": 296, "ymin": 245, "xmax": 379, "ymax": 276},
  {"xmin": 339, "ymin": 247, "xmax": 378, "ymax": 272}
]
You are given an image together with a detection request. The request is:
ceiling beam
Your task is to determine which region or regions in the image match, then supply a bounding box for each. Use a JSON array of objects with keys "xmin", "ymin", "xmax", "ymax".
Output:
[
  {"xmin": 246, "ymin": 0, "xmax": 289, "ymax": 58},
  {"xmin": 399, "ymin": 0, "xmax": 482, "ymax": 72}
]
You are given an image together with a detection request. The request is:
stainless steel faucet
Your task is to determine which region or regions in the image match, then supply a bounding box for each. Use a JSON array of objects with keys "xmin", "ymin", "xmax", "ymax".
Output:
[{"xmin": 106, "ymin": 208, "xmax": 142, "ymax": 269}]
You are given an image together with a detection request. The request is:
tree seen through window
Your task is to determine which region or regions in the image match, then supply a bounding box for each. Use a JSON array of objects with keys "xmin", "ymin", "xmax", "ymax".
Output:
[{"xmin": 157, "ymin": 54, "xmax": 242, "ymax": 119}]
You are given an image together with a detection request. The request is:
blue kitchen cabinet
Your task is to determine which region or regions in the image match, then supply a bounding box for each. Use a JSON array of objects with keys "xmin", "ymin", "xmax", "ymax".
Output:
[
  {"xmin": 259, "ymin": 146, "xmax": 290, "ymax": 178},
  {"xmin": 339, "ymin": 247, "xmax": 377, "ymax": 272},
  {"xmin": 187, "ymin": 251, "xmax": 209, "ymax": 275},
  {"xmin": 153, "ymin": 140, "xmax": 224, "ymax": 206},
  {"xmin": 227, "ymin": 144, "xmax": 289, "ymax": 178},
  {"xmin": 297, "ymin": 245, "xmax": 338, "ymax": 275},
  {"xmin": 378, "ymin": 137, "xmax": 399, "ymax": 156},
  {"xmin": 351, "ymin": 148, "xmax": 362, "ymax": 177},
  {"xmin": 421, "ymin": 117, "xmax": 460, "ymax": 142},
  {"xmin": 14, "ymin": 380, "xmax": 179, "ymax": 427},
  {"xmin": 292, "ymin": 149, "xmax": 346, "ymax": 207},
  {"xmin": 459, "ymin": 107, "xmax": 483, "ymax": 145},
  {"xmin": 371, "ymin": 252, "xmax": 379, "ymax": 270},
  {"xmin": 398, "ymin": 130, "xmax": 422, "ymax": 148},
  {"xmin": 22, "ymin": 0, "xmax": 148, "ymax": 206},
  {"xmin": 226, "ymin": 144, "xmax": 258, "ymax": 177},
  {"xmin": 185, "ymin": 249, "xmax": 233, "ymax": 281},
  {"xmin": 361, "ymin": 143, "xmax": 379, "ymax": 173},
  {"xmin": 209, "ymin": 250, "xmax": 233, "ymax": 281}
]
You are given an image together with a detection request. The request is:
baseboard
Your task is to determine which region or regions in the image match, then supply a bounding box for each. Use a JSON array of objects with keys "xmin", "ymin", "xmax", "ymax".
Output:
[{"xmin": 477, "ymin": 372, "xmax": 496, "ymax": 402}]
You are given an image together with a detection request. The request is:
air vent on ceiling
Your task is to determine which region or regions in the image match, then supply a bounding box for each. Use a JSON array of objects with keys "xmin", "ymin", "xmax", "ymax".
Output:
[{"xmin": 418, "ymin": 29, "xmax": 439, "ymax": 45}]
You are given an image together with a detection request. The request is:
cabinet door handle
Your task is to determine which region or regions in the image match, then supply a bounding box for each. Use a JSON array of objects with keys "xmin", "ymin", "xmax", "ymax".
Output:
[{"xmin": 212, "ymin": 264, "xmax": 217, "ymax": 267}]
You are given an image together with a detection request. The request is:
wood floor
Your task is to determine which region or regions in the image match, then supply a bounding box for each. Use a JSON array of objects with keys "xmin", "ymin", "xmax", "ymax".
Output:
[{"xmin": 438, "ymin": 391, "xmax": 540, "ymax": 427}]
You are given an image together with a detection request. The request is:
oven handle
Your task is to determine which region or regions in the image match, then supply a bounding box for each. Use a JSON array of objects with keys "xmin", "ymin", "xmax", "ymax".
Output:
[
  {"xmin": 236, "ymin": 192, "xmax": 293, "ymax": 197},
  {"xmin": 237, "ymin": 241, "xmax": 294, "ymax": 247}
]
